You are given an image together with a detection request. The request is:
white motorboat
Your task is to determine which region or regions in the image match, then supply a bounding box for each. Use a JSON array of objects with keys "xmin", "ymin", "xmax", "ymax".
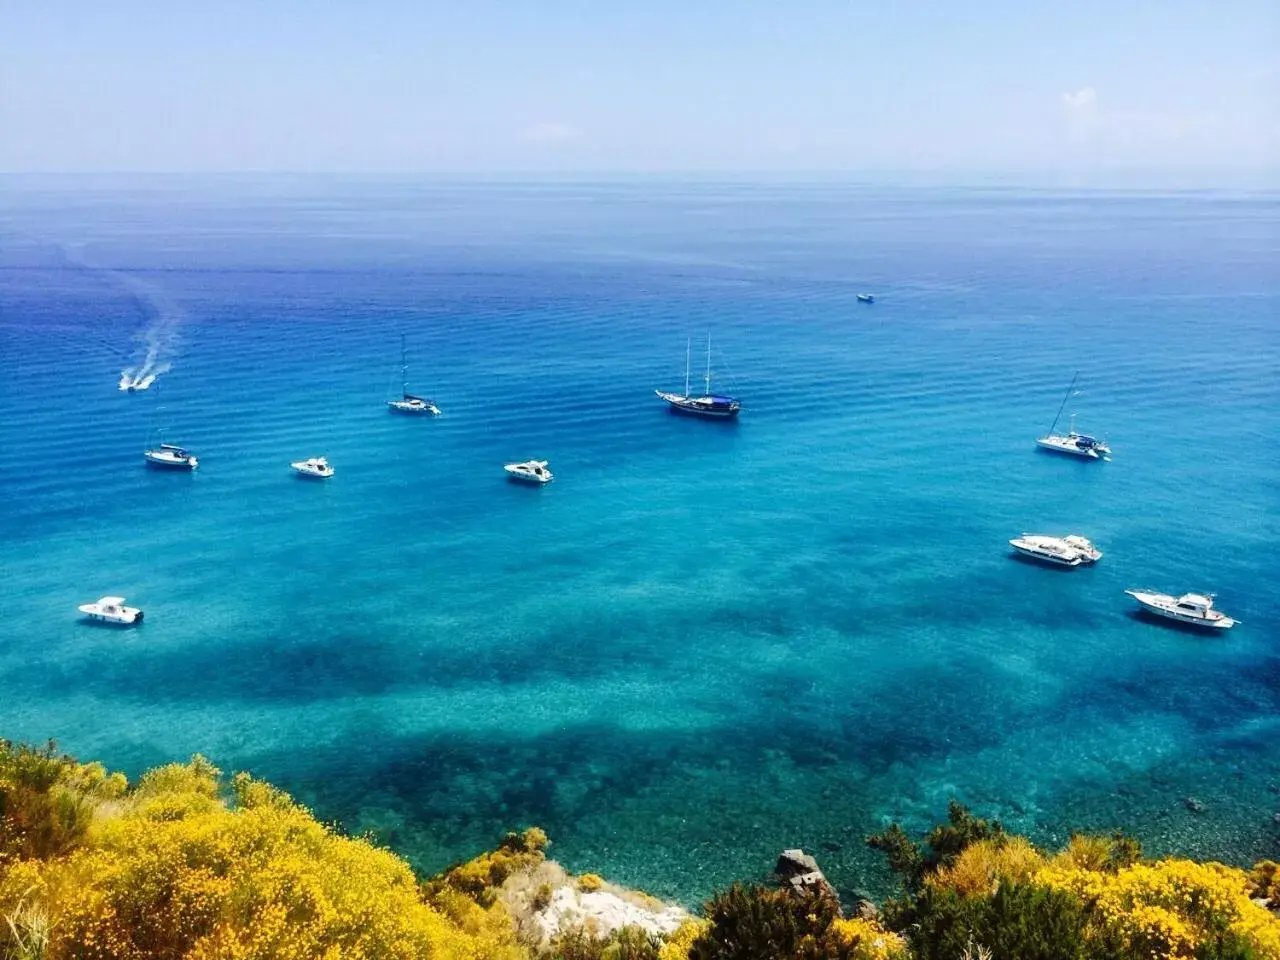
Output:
[
  {"xmin": 1009, "ymin": 534, "xmax": 1101, "ymax": 567},
  {"xmin": 387, "ymin": 334, "xmax": 441, "ymax": 415},
  {"xmin": 1036, "ymin": 374, "xmax": 1110, "ymax": 460},
  {"xmin": 504, "ymin": 460, "xmax": 553, "ymax": 484},
  {"xmin": 655, "ymin": 335, "xmax": 741, "ymax": 419},
  {"xmin": 1125, "ymin": 589, "xmax": 1236, "ymax": 630},
  {"xmin": 291, "ymin": 456, "xmax": 334, "ymax": 479},
  {"xmin": 144, "ymin": 443, "xmax": 198, "ymax": 470},
  {"xmin": 78, "ymin": 596, "xmax": 143, "ymax": 625}
]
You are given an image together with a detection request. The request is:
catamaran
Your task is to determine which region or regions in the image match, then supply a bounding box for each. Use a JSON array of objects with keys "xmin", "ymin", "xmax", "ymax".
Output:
[
  {"xmin": 655, "ymin": 335, "xmax": 740, "ymax": 419},
  {"xmin": 387, "ymin": 335, "xmax": 440, "ymax": 416},
  {"xmin": 1036, "ymin": 373, "xmax": 1110, "ymax": 460}
]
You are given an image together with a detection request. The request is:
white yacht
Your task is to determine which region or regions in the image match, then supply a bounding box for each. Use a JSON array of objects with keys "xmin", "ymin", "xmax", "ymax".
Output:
[
  {"xmin": 1009, "ymin": 534, "xmax": 1102, "ymax": 567},
  {"xmin": 387, "ymin": 335, "xmax": 441, "ymax": 416},
  {"xmin": 78, "ymin": 596, "xmax": 143, "ymax": 625},
  {"xmin": 504, "ymin": 460, "xmax": 553, "ymax": 484},
  {"xmin": 1036, "ymin": 374, "xmax": 1110, "ymax": 460},
  {"xmin": 291, "ymin": 456, "xmax": 334, "ymax": 479},
  {"xmin": 1125, "ymin": 589, "xmax": 1236, "ymax": 630},
  {"xmin": 144, "ymin": 443, "xmax": 198, "ymax": 470}
]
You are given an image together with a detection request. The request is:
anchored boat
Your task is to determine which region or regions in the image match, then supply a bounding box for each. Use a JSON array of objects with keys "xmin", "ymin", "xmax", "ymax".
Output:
[
  {"xmin": 1036, "ymin": 373, "xmax": 1110, "ymax": 460},
  {"xmin": 1125, "ymin": 589, "xmax": 1236, "ymax": 630},
  {"xmin": 655, "ymin": 335, "xmax": 740, "ymax": 419}
]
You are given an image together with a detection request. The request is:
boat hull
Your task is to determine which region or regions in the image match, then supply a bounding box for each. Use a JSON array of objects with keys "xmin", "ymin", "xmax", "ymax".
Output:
[
  {"xmin": 78, "ymin": 608, "xmax": 143, "ymax": 625},
  {"xmin": 1035, "ymin": 438, "xmax": 1099, "ymax": 459},
  {"xmin": 144, "ymin": 455, "xmax": 198, "ymax": 470},
  {"xmin": 1010, "ymin": 543, "xmax": 1082, "ymax": 566},
  {"xmin": 655, "ymin": 392, "xmax": 740, "ymax": 419},
  {"xmin": 387, "ymin": 399, "xmax": 440, "ymax": 415}
]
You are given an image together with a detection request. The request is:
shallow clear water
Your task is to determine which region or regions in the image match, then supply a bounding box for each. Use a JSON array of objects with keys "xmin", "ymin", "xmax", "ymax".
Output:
[{"xmin": 1, "ymin": 178, "xmax": 1277, "ymax": 901}]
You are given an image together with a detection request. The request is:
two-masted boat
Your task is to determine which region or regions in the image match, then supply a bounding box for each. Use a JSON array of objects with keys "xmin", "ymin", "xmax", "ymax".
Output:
[{"xmin": 655, "ymin": 336, "xmax": 740, "ymax": 419}]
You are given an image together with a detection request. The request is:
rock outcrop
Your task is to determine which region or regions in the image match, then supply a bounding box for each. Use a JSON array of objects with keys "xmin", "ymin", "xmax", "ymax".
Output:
[{"xmin": 773, "ymin": 848, "xmax": 839, "ymax": 904}]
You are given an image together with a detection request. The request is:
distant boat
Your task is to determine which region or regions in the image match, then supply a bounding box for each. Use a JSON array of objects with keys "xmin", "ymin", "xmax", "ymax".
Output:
[
  {"xmin": 1009, "ymin": 534, "xmax": 1102, "ymax": 567},
  {"xmin": 78, "ymin": 596, "xmax": 143, "ymax": 625},
  {"xmin": 856, "ymin": 293, "xmax": 875, "ymax": 304},
  {"xmin": 291, "ymin": 456, "xmax": 334, "ymax": 479},
  {"xmin": 143, "ymin": 385, "xmax": 198, "ymax": 469},
  {"xmin": 504, "ymin": 460, "xmax": 553, "ymax": 484},
  {"xmin": 1125, "ymin": 589, "xmax": 1236, "ymax": 630},
  {"xmin": 387, "ymin": 335, "xmax": 440, "ymax": 416},
  {"xmin": 655, "ymin": 335, "xmax": 741, "ymax": 419},
  {"xmin": 144, "ymin": 443, "xmax": 198, "ymax": 470},
  {"xmin": 1036, "ymin": 373, "xmax": 1110, "ymax": 460}
]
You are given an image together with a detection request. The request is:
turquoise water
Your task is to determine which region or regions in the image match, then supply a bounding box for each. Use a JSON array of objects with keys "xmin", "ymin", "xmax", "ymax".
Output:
[{"xmin": 1, "ymin": 179, "xmax": 1277, "ymax": 902}]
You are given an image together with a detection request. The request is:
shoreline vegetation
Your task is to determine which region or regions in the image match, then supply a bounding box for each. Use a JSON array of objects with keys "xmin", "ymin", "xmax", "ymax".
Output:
[{"xmin": 1, "ymin": 741, "xmax": 1276, "ymax": 959}]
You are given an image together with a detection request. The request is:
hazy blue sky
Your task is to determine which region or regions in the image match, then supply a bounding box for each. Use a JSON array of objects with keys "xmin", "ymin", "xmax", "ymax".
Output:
[{"xmin": 2, "ymin": 1, "xmax": 1276, "ymax": 182}]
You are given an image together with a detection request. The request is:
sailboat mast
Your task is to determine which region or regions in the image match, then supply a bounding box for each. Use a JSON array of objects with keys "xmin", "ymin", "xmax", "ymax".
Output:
[
  {"xmin": 1048, "ymin": 372, "xmax": 1078, "ymax": 435},
  {"xmin": 704, "ymin": 334, "xmax": 712, "ymax": 396},
  {"xmin": 400, "ymin": 334, "xmax": 408, "ymax": 397},
  {"xmin": 684, "ymin": 337, "xmax": 691, "ymax": 397}
]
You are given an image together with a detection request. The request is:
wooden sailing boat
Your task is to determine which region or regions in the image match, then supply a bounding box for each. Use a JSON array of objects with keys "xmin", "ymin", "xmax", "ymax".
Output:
[{"xmin": 654, "ymin": 334, "xmax": 740, "ymax": 419}]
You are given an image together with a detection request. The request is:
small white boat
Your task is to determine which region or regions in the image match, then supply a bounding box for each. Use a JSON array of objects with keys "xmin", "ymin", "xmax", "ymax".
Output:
[
  {"xmin": 1036, "ymin": 374, "xmax": 1110, "ymax": 460},
  {"xmin": 1009, "ymin": 534, "xmax": 1101, "ymax": 567},
  {"xmin": 78, "ymin": 596, "xmax": 143, "ymax": 625},
  {"xmin": 291, "ymin": 456, "xmax": 334, "ymax": 479},
  {"xmin": 856, "ymin": 293, "xmax": 875, "ymax": 303},
  {"xmin": 504, "ymin": 460, "xmax": 553, "ymax": 484},
  {"xmin": 144, "ymin": 443, "xmax": 198, "ymax": 470},
  {"xmin": 386, "ymin": 335, "xmax": 441, "ymax": 416},
  {"xmin": 1125, "ymin": 589, "xmax": 1236, "ymax": 630}
]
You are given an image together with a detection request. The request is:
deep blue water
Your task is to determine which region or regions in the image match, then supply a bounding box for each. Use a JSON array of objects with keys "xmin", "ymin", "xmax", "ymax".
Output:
[{"xmin": 1, "ymin": 178, "xmax": 1277, "ymax": 901}]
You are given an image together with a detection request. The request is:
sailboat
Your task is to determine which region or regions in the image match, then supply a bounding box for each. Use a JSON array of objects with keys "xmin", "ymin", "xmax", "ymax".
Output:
[
  {"xmin": 386, "ymin": 335, "xmax": 440, "ymax": 416},
  {"xmin": 1036, "ymin": 373, "xmax": 1110, "ymax": 460},
  {"xmin": 142, "ymin": 385, "xmax": 198, "ymax": 470},
  {"xmin": 655, "ymin": 335, "xmax": 741, "ymax": 419}
]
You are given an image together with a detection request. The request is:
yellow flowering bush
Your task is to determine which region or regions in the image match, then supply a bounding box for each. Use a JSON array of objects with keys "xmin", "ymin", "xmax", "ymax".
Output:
[
  {"xmin": 829, "ymin": 916, "xmax": 909, "ymax": 959},
  {"xmin": 657, "ymin": 919, "xmax": 709, "ymax": 960},
  {"xmin": 1037, "ymin": 856, "xmax": 1280, "ymax": 959},
  {"xmin": 927, "ymin": 836, "xmax": 1046, "ymax": 897}
]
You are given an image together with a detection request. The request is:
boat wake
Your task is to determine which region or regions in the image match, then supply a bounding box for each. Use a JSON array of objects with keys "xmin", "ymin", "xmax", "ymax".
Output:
[
  {"xmin": 115, "ymin": 272, "xmax": 182, "ymax": 391},
  {"xmin": 58, "ymin": 244, "xmax": 184, "ymax": 392}
]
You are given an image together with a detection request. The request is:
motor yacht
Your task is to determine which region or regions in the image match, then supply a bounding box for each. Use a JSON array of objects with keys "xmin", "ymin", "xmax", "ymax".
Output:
[
  {"xmin": 1009, "ymin": 534, "xmax": 1101, "ymax": 566},
  {"xmin": 1125, "ymin": 589, "xmax": 1236, "ymax": 630},
  {"xmin": 144, "ymin": 443, "xmax": 198, "ymax": 470},
  {"xmin": 78, "ymin": 596, "xmax": 143, "ymax": 625},
  {"xmin": 504, "ymin": 460, "xmax": 553, "ymax": 484},
  {"xmin": 291, "ymin": 456, "xmax": 334, "ymax": 479},
  {"xmin": 856, "ymin": 293, "xmax": 875, "ymax": 303}
]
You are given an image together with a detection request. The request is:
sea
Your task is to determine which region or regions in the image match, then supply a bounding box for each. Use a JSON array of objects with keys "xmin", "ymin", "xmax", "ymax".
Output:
[{"xmin": 1, "ymin": 176, "xmax": 1277, "ymax": 902}]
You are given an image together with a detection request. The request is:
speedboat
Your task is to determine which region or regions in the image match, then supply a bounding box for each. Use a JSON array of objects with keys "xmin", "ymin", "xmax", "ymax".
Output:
[
  {"xmin": 78, "ymin": 596, "xmax": 143, "ymax": 625},
  {"xmin": 1125, "ymin": 589, "xmax": 1236, "ymax": 630},
  {"xmin": 856, "ymin": 293, "xmax": 875, "ymax": 303},
  {"xmin": 1009, "ymin": 534, "xmax": 1101, "ymax": 567},
  {"xmin": 291, "ymin": 456, "xmax": 334, "ymax": 479},
  {"xmin": 144, "ymin": 444, "xmax": 198, "ymax": 470},
  {"xmin": 656, "ymin": 335, "xmax": 741, "ymax": 419},
  {"xmin": 504, "ymin": 460, "xmax": 553, "ymax": 484}
]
